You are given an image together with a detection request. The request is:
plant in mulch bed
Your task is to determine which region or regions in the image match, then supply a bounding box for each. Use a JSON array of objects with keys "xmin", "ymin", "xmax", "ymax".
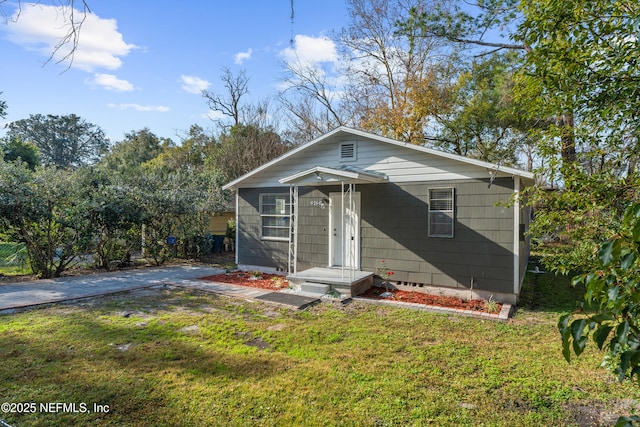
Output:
[
  {"xmin": 198, "ymin": 270, "xmax": 287, "ymax": 291},
  {"xmin": 484, "ymin": 295, "xmax": 500, "ymax": 314},
  {"xmin": 363, "ymin": 287, "xmax": 502, "ymax": 314},
  {"xmin": 376, "ymin": 259, "xmax": 395, "ymax": 297},
  {"xmin": 270, "ymin": 276, "xmax": 287, "ymax": 289}
]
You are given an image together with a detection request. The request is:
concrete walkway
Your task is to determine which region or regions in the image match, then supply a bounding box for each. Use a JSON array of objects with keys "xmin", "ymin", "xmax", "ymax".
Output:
[
  {"xmin": 0, "ymin": 266, "xmax": 512, "ymax": 319},
  {"xmin": 0, "ymin": 265, "xmax": 271, "ymax": 312}
]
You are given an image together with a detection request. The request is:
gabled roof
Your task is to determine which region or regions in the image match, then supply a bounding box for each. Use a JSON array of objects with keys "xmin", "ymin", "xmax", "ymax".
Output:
[{"xmin": 223, "ymin": 126, "xmax": 535, "ymax": 190}]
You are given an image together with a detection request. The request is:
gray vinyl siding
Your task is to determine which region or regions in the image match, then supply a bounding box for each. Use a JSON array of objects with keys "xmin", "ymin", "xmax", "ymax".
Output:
[
  {"xmin": 237, "ymin": 133, "xmax": 508, "ymax": 188},
  {"xmin": 295, "ymin": 187, "xmax": 334, "ymax": 270},
  {"xmin": 237, "ymin": 187, "xmax": 289, "ymax": 270},
  {"xmin": 238, "ymin": 177, "xmax": 516, "ymax": 295},
  {"xmin": 358, "ymin": 177, "xmax": 515, "ymax": 294},
  {"xmin": 237, "ymin": 187, "xmax": 334, "ymax": 271}
]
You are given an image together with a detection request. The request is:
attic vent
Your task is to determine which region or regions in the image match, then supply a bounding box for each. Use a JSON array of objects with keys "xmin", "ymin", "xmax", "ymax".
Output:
[{"xmin": 339, "ymin": 142, "xmax": 356, "ymax": 162}]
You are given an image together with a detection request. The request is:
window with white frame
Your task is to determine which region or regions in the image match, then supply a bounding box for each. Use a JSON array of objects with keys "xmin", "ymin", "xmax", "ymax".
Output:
[
  {"xmin": 260, "ymin": 194, "xmax": 291, "ymax": 240},
  {"xmin": 429, "ymin": 188, "xmax": 454, "ymax": 238}
]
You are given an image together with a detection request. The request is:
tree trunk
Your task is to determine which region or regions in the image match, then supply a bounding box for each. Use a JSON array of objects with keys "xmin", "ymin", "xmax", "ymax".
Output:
[{"xmin": 557, "ymin": 113, "xmax": 576, "ymax": 166}]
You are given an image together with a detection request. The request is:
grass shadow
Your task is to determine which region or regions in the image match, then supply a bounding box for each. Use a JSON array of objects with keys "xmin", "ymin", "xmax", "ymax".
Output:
[
  {"xmin": 518, "ymin": 257, "xmax": 586, "ymax": 314},
  {"xmin": 0, "ymin": 289, "xmax": 285, "ymax": 426}
]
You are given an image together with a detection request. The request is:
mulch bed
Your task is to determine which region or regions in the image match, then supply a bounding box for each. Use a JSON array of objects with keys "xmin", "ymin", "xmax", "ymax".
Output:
[
  {"xmin": 198, "ymin": 271, "xmax": 503, "ymax": 313},
  {"xmin": 199, "ymin": 270, "xmax": 288, "ymax": 291},
  {"xmin": 360, "ymin": 286, "xmax": 502, "ymax": 314}
]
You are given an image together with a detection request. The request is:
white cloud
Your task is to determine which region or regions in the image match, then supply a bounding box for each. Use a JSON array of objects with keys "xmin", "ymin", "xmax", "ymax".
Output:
[
  {"xmin": 281, "ymin": 35, "xmax": 337, "ymax": 65},
  {"xmin": 108, "ymin": 103, "xmax": 170, "ymax": 112},
  {"xmin": 91, "ymin": 73, "xmax": 134, "ymax": 92},
  {"xmin": 5, "ymin": 3, "xmax": 136, "ymax": 71},
  {"xmin": 278, "ymin": 34, "xmax": 348, "ymax": 98},
  {"xmin": 234, "ymin": 48, "xmax": 253, "ymax": 65},
  {"xmin": 180, "ymin": 75, "xmax": 210, "ymax": 94},
  {"xmin": 202, "ymin": 110, "xmax": 226, "ymax": 121}
]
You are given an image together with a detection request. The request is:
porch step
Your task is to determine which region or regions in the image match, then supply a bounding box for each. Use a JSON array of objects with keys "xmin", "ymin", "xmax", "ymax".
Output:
[
  {"xmin": 287, "ymin": 268, "xmax": 375, "ymax": 297},
  {"xmin": 299, "ymin": 282, "xmax": 331, "ymax": 295}
]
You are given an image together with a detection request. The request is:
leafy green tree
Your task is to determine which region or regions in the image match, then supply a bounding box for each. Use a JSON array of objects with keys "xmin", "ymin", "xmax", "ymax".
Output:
[
  {"xmin": 76, "ymin": 168, "xmax": 143, "ymax": 270},
  {"xmin": 0, "ymin": 92, "xmax": 7, "ymax": 118},
  {"xmin": 128, "ymin": 167, "xmax": 226, "ymax": 265},
  {"xmin": 0, "ymin": 136, "xmax": 40, "ymax": 170},
  {"xmin": 516, "ymin": 0, "xmax": 640, "ymax": 275},
  {"xmin": 146, "ymin": 125, "xmax": 212, "ymax": 172},
  {"xmin": 99, "ymin": 128, "xmax": 170, "ymax": 176},
  {"xmin": 0, "ymin": 162, "xmax": 93, "ymax": 278},
  {"xmin": 210, "ymin": 124, "xmax": 291, "ymax": 182},
  {"xmin": 559, "ymin": 203, "xmax": 640, "ymax": 424},
  {"xmin": 98, "ymin": 126, "xmax": 227, "ymax": 265},
  {"xmin": 5, "ymin": 114, "xmax": 109, "ymax": 168},
  {"xmin": 435, "ymin": 53, "xmax": 537, "ymax": 167},
  {"xmin": 513, "ymin": 4, "xmax": 640, "ymax": 418}
]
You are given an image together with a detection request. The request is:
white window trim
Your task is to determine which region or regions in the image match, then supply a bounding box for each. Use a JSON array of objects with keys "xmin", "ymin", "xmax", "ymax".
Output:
[
  {"xmin": 428, "ymin": 187, "xmax": 455, "ymax": 238},
  {"xmin": 259, "ymin": 193, "xmax": 291, "ymax": 241}
]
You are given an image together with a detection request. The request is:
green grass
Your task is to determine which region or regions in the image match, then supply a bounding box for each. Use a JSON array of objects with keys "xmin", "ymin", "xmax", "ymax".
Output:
[
  {"xmin": 0, "ymin": 272, "xmax": 637, "ymax": 426},
  {"xmin": 0, "ymin": 264, "xmax": 32, "ymax": 276},
  {"xmin": 0, "ymin": 242, "xmax": 31, "ymax": 276}
]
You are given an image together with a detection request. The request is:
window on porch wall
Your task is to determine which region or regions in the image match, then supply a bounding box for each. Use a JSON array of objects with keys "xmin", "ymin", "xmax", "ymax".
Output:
[
  {"xmin": 429, "ymin": 188, "xmax": 454, "ymax": 238},
  {"xmin": 260, "ymin": 194, "xmax": 291, "ymax": 240}
]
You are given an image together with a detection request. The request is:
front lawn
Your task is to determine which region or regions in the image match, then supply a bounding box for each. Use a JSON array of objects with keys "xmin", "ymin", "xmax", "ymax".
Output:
[{"xmin": 0, "ymin": 273, "xmax": 636, "ymax": 426}]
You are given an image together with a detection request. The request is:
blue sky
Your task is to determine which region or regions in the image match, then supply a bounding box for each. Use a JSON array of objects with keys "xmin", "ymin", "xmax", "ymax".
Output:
[{"xmin": 1, "ymin": 1, "xmax": 349, "ymax": 142}]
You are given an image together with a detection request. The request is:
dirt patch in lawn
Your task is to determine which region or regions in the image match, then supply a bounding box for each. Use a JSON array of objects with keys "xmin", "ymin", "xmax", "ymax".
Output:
[
  {"xmin": 360, "ymin": 286, "xmax": 502, "ymax": 314},
  {"xmin": 199, "ymin": 271, "xmax": 288, "ymax": 291}
]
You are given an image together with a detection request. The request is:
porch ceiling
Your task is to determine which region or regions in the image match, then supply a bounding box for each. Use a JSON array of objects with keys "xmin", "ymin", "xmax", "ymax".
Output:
[{"xmin": 278, "ymin": 165, "xmax": 388, "ymax": 186}]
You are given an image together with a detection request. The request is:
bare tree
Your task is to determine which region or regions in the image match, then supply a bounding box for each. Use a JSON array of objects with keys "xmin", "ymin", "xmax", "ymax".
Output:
[
  {"xmin": 1, "ymin": 0, "xmax": 91, "ymax": 69},
  {"xmin": 202, "ymin": 67, "xmax": 249, "ymax": 128},
  {"xmin": 278, "ymin": 55, "xmax": 351, "ymax": 141},
  {"xmin": 340, "ymin": 0, "xmax": 452, "ymax": 144}
]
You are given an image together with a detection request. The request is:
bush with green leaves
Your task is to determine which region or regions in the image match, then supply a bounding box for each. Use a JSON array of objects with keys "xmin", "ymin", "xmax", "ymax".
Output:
[{"xmin": 559, "ymin": 202, "xmax": 640, "ymax": 385}]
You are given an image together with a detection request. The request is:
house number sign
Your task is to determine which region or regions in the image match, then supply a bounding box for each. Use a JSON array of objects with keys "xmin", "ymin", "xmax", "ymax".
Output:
[{"xmin": 310, "ymin": 200, "xmax": 326, "ymax": 209}]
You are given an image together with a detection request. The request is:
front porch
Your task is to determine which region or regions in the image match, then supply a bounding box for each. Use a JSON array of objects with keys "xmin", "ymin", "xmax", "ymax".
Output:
[
  {"xmin": 287, "ymin": 267, "xmax": 374, "ymax": 298},
  {"xmin": 279, "ymin": 165, "xmax": 388, "ymax": 278}
]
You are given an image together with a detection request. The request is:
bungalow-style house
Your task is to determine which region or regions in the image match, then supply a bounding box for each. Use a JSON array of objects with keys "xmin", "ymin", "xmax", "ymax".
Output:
[{"xmin": 223, "ymin": 127, "xmax": 534, "ymax": 304}]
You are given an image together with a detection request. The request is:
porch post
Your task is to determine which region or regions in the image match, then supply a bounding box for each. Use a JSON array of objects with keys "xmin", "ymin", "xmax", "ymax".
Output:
[
  {"xmin": 341, "ymin": 181, "xmax": 345, "ymax": 280},
  {"xmin": 288, "ymin": 183, "xmax": 298, "ymax": 275},
  {"xmin": 234, "ymin": 190, "xmax": 239, "ymax": 265},
  {"xmin": 349, "ymin": 182, "xmax": 355, "ymax": 281},
  {"xmin": 340, "ymin": 181, "xmax": 356, "ymax": 281}
]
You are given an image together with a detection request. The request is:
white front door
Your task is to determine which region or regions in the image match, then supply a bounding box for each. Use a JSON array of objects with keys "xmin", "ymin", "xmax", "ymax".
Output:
[{"xmin": 329, "ymin": 192, "xmax": 361, "ymax": 268}]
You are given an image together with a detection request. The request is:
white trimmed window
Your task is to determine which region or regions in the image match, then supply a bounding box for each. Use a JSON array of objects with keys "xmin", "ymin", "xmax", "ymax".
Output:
[
  {"xmin": 429, "ymin": 188, "xmax": 454, "ymax": 238},
  {"xmin": 260, "ymin": 194, "xmax": 290, "ymax": 240}
]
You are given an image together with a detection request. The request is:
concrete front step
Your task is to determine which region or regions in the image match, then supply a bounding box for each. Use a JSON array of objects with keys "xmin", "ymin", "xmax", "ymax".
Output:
[
  {"xmin": 287, "ymin": 268, "xmax": 375, "ymax": 297},
  {"xmin": 300, "ymin": 282, "xmax": 331, "ymax": 295}
]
